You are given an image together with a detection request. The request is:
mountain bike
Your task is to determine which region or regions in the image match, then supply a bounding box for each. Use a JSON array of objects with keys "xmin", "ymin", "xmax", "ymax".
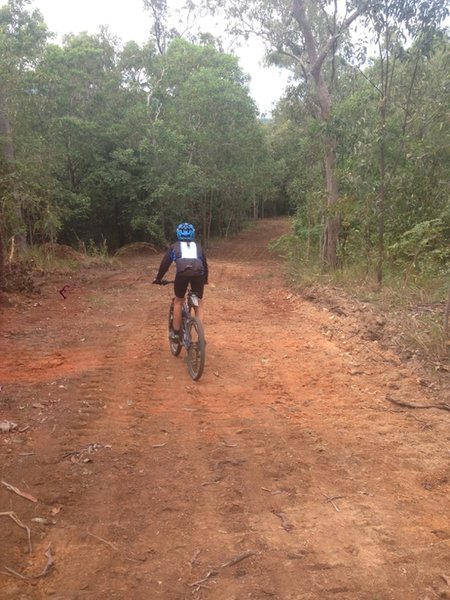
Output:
[{"xmin": 159, "ymin": 280, "xmax": 206, "ymax": 381}]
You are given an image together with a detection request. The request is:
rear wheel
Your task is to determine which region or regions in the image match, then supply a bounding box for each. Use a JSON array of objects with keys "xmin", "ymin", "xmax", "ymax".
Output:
[
  {"xmin": 186, "ymin": 317, "xmax": 206, "ymax": 381},
  {"xmin": 168, "ymin": 300, "xmax": 182, "ymax": 356}
]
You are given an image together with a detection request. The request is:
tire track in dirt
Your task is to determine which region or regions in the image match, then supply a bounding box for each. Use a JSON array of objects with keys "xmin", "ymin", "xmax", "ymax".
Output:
[
  {"xmin": 222, "ymin": 260, "xmax": 449, "ymax": 599},
  {"xmin": 1, "ymin": 218, "xmax": 449, "ymax": 599}
]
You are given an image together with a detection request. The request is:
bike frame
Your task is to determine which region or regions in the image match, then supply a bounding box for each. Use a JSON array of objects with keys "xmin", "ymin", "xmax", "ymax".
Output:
[{"xmin": 159, "ymin": 280, "xmax": 206, "ymax": 380}]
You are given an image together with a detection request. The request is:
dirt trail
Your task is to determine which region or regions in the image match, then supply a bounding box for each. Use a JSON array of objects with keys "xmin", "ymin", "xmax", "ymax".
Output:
[{"xmin": 1, "ymin": 218, "xmax": 449, "ymax": 600}]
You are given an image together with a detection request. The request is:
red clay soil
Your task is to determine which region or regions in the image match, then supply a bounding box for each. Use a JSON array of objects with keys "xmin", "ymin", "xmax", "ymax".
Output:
[{"xmin": 1, "ymin": 218, "xmax": 449, "ymax": 600}]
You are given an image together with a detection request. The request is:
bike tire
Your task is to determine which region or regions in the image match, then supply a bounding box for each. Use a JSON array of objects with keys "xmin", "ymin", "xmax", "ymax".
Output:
[
  {"xmin": 168, "ymin": 300, "xmax": 182, "ymax": 357},
  {"xmin": 186, "ymin": 317, "xmax": 206, "ymax": 381}
]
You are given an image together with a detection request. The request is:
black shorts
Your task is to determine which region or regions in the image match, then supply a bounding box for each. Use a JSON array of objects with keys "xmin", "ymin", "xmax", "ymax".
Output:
[{"xmin": 174, "ymin": 274, "xmax": 205, "ymax": 299}]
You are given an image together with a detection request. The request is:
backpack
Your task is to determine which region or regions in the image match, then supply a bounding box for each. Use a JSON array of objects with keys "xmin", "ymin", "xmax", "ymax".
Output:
[{"xmin": 173, "ymin": 241, "xmax": 204, "ymax": 277}]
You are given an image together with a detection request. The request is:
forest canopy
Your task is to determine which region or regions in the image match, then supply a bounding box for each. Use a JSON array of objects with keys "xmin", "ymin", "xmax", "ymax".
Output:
[{"xmin": 0, "ymin": 0, "xmax": 449, "ymax": 287}]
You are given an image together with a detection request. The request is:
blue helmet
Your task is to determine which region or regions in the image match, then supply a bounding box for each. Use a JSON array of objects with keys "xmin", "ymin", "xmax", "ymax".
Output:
[{"xmin": 176, "ymin": 222, "xmax": 195, "ymax": 241}]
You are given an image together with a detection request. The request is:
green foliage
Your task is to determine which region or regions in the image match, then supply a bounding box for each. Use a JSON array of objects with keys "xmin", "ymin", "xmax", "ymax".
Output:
[
  {"xmin": 135, "ymin": 38, "xmax": 273, "ymax": 240},
  {"xmin": 268, "ymin": 233, "xmax": 300, "ymax": 261},
  {"xmin": 1, "ymin": 0, "xmax": 447, "ymax": 297},
  {"xmin": 0, "ymin": 4, "xmax": 276, "ymax": 258},
  {"xmin": 273, "ymin": 29, "xmax": 450, "ymax": 280},
  {"xmin": 388, "ymin": 218, "xmax": 450, "ymax": 275}
]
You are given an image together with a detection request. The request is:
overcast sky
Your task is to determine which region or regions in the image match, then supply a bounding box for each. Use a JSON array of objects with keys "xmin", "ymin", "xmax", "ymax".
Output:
[{"xmin": 22, "ymin": 0, "xmax": 289, "ymax": 115}]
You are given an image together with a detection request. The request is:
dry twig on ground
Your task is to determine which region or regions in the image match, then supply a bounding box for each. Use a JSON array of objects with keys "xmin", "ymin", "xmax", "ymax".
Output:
[
  {"xmin": 272, "ymin": 510, "xmax": 294, "ymax": 531},
  {"xmin": 189, "ymin": 550, "xmax": 257, "ymax": 588},
  {"xmin": 1, "ymin": 545, "xmax": 55, "ymax": 581},
  {"xmin": 1, "ymin": 480, "xmax": 37, "ymax": 503},
  {"xmin": 321, "ymin": 493, "xmax": 344, "ymax": 512},
  {"xmin": 0, "ymin": 511, "xmax": 32, "ymax": 553},
  {"xmin": 386, "ymin": 395, "xmax": 450, "ymax": 412},
  {"xmin": 86, "ymin": 531, "xmax": 118, "ymax": 551}
]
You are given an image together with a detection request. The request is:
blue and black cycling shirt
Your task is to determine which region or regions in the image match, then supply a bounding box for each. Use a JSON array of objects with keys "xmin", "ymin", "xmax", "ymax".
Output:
[{"xmin": 156, "ymin": 241, "xmax": 208, "ymax": 283}]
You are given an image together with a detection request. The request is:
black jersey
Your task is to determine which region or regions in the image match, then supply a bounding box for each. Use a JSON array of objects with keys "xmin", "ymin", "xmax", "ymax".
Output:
[{"xmin": 156, "ymin": 240, "xmax": 208, "ymax": 282}]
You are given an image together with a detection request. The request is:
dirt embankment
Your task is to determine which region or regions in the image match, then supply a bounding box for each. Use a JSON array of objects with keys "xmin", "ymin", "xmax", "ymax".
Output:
[{"xmin": 1, "ymin": 218, "xmax": 449, "ymax": 600}]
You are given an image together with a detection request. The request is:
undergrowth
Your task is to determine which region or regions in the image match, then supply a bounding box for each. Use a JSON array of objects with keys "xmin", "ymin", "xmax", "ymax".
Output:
[
  {"xmin": 3, "ymin": 243, "xmax": 118, "ymax": 292},
  {"xmin": 270, "ymin": 233, "xmax": 449, "ymax": 363},
  {"xmin": 24, "ymin": 242, "xmax": 118, "ymax": 272}
]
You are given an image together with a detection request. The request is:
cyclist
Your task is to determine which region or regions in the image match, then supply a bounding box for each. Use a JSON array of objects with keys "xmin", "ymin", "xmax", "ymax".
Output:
[{"xmin": 153, "ymin": 223, "xmax": 208, "ymax": 342}]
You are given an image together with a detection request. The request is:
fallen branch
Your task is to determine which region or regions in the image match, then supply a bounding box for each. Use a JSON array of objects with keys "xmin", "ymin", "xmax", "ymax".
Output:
[
  {"xmin": 0, "ymin": 511, "xmax": 32, "ymax": 553},
  {"xmin": 219, "ymin": 550, "xmax": 256, "ymax": 568},
  {"xmin": 87, "ymin": 531, "xmax": 151, "ymax": 565},
  {"xmin": 1, "ymin": 545, "xmax": 54, "ymax": 581},
  {"xmin": 189, "ymin": 549, "xmax": 201, "ymax": 567},
  {"xmin": 386, "ymin": 395, "xmax": 450, "ymax": 412},
  {"xmin": 1, "ymin": 565, "xmax": 29, "ymax": 581},
  {"xmin": 1, "ymin": 481, "xmax": 37, "ymax": 503},
  {"xmin": 86, "ymin": 531, "xmax": 118, "ymax": 551},
  {"xmin": 321, "ymin": 493, "xmax": 344, "ymax": 512},
  {"xmin": 201, "ymin": 480, "xmax": 220, "ymax": 487},
  {"xmin": 189, "ymin": 550, "xmax": 257, "ymax": 587},
  {"xmin": 262, "ymin": 487, "xmax": 282, "ymax": 495},
  {"xmin": 189, "ymin": 569, "xmax": 218, "ymax": 587},
  {"xmin": 33, "ymin": 546, "xmax": 54, "ymax": 578},
  {"xmin": 272, "ymin": 510, "xmax": 294, "ymax": 531}
]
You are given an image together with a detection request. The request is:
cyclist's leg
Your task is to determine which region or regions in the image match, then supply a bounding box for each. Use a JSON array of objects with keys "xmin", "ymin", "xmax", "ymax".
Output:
[
  {"xmin": 190, "ymin": 276, "xmax": 205, "ymax": 322},
  {"xmin": 173, "ymin": 275, "xmax": 189, "ymax": 332}
]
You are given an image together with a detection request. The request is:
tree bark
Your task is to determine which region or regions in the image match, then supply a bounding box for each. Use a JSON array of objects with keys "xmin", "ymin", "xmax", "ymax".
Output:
[
  {"xmin": 0, "ymin": 92, "xmax": 15, "ymax": 163},
  {"xmin": 0, "ymin": 89, "xmax": 26, "ymax": 258},
  {"xmin": 376, "ymin": 101, "xmax": 386, "ymax": 286},
  {"xmin": 0, "ymin": 224, "xmax": 5, "ymax": 290},
  {"xmin": 292, "ymin": 0, "xmax": 340, "ymax": 267},
  {"xmin": 0, "ymin": 92, "xmax": 10, "ymax": 287},
  {"xmin": 291, "ymin": 0, "xmax": 368, "ymax": 268}
]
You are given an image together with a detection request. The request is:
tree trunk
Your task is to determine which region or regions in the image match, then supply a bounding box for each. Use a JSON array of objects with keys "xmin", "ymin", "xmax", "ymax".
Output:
[
  {"xmin": 291, "ymin": 0, "xmax": 368, "ymax": 268},
  {"xmin": 0, "ymin": 224, "xmax": 5, "ymax": 290},
  {"xmin": 0, "ymin": 91, "xmax": 15, "ymax": 164},
  {"xmin": 376, "ymin": 23, "xmax": 389, "ymax": 287},
  {"xmin": 444, "ymin": 285, "xmax": 450, "ymax": 343},
  {"xmin": 292, "ymin": 0, "xmax": 340, "ymax": 268},
  {"xmin": 0, "ymin": 89, "xmax": 26, "ymax": 256},
  {"xmin": 322, "ymin": 134, "xmax": 340, "ymax": 268},
  {"xmin": 376, "ymin": 111, "xmax": 386, "ymax": 286}
]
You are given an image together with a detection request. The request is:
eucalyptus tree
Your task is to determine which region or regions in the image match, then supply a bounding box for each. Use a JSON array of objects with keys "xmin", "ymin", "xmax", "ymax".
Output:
[
  {"xmin": 318, "ymin": 31, "xmax": 450, "ymax": 275},
  {"xmin": 360, "ymin": 0, "xmax": 449, "ymax": 283},
  {"xmin": 397, "ymin": 36, "xmax": 449, "ymax": 233},
  {"xmin": 373, "ymin": 33, "xmax": 450, "ymax": 275},
  {"xmin": 204, "ymin": 0, "xmax": 371, "ymax": 268},
  {"xmin": 203, "ymin": 0, "xmax": 450, "ymax": 277}
]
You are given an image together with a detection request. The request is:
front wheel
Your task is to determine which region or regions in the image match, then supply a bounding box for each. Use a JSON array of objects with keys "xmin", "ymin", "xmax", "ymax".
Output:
[
  {"xmin": 168, "ymin": 300, "xmax": 182, "ymax": 356},
  {"xmin": 186, "ymin": 317, "xmax": 206, "ymax": 381}
]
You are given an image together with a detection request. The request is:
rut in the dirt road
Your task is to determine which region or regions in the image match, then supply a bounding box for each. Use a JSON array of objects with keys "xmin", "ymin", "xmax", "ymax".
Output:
[{"xmin": 1, "ymin": 217, "xmax": 449, "ymax": 600}]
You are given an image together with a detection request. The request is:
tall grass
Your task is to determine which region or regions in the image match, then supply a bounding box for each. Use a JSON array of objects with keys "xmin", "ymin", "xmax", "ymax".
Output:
[
  {"xmin": 21, "ymin": 242, "xmax": 119, "ymax": 274},
  {"xmin": 270, "ymin": 234, "xmax": 449, "ymax": 362}
]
